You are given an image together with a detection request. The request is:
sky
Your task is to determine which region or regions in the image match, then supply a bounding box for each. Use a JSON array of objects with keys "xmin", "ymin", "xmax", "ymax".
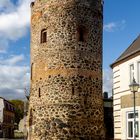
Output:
[
  {"xmin": 103, "ymin": 0, "xmax": 140, "ymax": 95},
  {"xmin": 0, "ymin": 0, "xmax": 140, "ymax": 99}
]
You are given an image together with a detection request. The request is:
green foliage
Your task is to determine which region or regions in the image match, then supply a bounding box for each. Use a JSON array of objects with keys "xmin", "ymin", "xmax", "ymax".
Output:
[{"xmin": 9, "ymin": 100, "xmax": 24, "ymax": 124}]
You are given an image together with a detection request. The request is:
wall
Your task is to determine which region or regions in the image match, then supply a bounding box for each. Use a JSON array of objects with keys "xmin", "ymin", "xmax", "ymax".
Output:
[
  {"xmin": 0, "ymin": 98, "xmax": 4, "ymax": 123},
  {"xmin": 113, "ymin": 54, "xmax": 140, "ymax": 139}
]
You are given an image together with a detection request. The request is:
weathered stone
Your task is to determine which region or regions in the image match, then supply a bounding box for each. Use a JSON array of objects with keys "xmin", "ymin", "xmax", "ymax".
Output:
[{"xmin": 28, "ymin": 0, "xmax": 105, "ymax": 139}]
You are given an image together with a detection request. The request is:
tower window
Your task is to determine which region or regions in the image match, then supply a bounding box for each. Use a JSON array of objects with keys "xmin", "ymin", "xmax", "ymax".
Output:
[
  {"xmin": 41, "ymin": 29, "xmax": 47, "ymax": 43},
  {"xmin": 77, "ymin": 26, "xmax": 86, "ymax": 42},
  {"xmin": 39, "ymin": 88, "xmax": 41, "ymax": 97},
  {"xmin": 79, "ymin": 28, "xmax": 84, "ymax": 41},
  {"xmin": 30, "ymin": 2, "xmax": 34, "ymax": 7},
  {"xmin": 72, "ymin": 87, "xmax": 74, "ymax": 95},
  {"xmin": 84, "ymin": 95, "xmax": 87, "ymax": 105},
  {"xmin": 29, "ymin": 109, "xmax": 33, "ymax": 126},
  {"xmin": 31, "ymin": 63, "xmax": 33, "ymax": 80}
]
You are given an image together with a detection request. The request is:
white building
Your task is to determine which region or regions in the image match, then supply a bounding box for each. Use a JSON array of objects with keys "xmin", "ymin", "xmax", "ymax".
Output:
[
  {"xmin": 111, "ymin": 35, "xmax": 140, "ymax": 140},
  {"xmin": 0, "ymin": 98, "xmax": 4, "ymax": 137},
  {"xmin": 0, "ymin": 98, "xmax": 4, "ymax": 124}
]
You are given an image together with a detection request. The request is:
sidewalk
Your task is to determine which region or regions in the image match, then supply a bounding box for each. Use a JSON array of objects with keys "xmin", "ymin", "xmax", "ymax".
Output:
[{"xmin": 0, "ymin": 139, "xmax": 24, "ymax": 140}]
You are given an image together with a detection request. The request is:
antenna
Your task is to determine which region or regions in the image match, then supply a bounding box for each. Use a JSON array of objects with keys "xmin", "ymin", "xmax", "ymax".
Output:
[{"xmin": 23, "ymin": 88, "xmax": 28, "ymax": 140}]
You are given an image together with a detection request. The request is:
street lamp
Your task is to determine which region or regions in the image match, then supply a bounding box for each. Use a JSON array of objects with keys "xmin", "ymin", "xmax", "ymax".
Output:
[{"xmin": 129, "ymin": 78, "xmax": 139, "ymax": 140}]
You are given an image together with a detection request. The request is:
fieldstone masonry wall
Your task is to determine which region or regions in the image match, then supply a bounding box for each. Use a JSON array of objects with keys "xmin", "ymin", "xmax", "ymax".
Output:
[{"xmin": 28, "ymin": 0, "xmax": 105, "ymax": 139}]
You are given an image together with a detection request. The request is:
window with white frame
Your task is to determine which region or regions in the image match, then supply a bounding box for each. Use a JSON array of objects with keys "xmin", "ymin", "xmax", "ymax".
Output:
[
  {"xmin": 130, "ymin": 64, "xmax": 134, "ymax": 83},
  {"xmin": 127, "ymin": 111, "xmax": 139, "ymax": 139},
  {"xmin": 137, "ymin": 61, "xmax": 140, "ymax": 84}
]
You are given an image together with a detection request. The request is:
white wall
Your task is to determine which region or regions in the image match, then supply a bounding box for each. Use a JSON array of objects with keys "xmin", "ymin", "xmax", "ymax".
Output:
[
  {"xmin": 0, "ymin": 98, "xmax": 4, "ymax": 123},
  {"xmin": 113, "ymin": 54, "xmax": 140, "ymax": 139}
]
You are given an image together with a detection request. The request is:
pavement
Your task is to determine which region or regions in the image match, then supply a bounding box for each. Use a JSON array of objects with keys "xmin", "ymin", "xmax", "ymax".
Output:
[{"xmin": 0, "ymin": 139, "xmax": 24, "ymax": 140}]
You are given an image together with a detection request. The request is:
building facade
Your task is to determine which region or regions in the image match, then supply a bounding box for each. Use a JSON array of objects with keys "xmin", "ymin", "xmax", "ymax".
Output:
[
  {"xmin": 28, "ymin": 0, "xmax": 105, "ymax": 139},
  {"xmin": 0, "ymin": 97, "xmax": 15, "ymax": 138},
  {"xmin": 111, "ymin": 35, "xmax": 140, "ymax": 140}
]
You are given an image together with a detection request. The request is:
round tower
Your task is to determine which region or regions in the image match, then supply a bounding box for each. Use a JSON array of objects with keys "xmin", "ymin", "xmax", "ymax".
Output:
[{"xmin": 28, "ymin": 0, "xmax": 105, "ymax": 139}]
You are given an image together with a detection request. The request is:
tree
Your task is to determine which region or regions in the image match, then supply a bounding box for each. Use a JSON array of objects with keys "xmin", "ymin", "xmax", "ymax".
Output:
[{"xmin": 9, "ymin": 100, "xmax": 24, "ymax": 124}]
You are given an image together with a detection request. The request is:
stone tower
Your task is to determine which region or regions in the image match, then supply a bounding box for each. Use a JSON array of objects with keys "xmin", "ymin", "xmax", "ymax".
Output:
[{"xmin": 28, "ymin": 0, "xmax": 105, "ymax": 139}]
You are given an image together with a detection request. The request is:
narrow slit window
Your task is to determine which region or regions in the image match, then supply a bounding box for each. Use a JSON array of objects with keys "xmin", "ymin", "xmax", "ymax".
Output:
[
  {"xmin": 29, "ymin": 109, "xmax": 33, "ymax": 126},
  {"xmin": 77, "ymin": 26, "xmax": 86, "ymax": 42},
  {"xmin": 39, "ymin": 88, "xmax": 41, "ymax": 97},
  {"xmin": 41, "ymin": 29, "xmax": 47, "ymax": 43},
  {"xmin": 79, "ymin": 28, "xmax": 84, "ymax": 42},
  {"xmin": 31, "ymin": 63, "xmax": 33, "ymax": 80},
  {"xmin": 84, "ymin": 95, "xmax": 87, "ymax": 105},
  {"xmin": 72, "ymin": 87, "xmax": 74, "ymax": 95}
]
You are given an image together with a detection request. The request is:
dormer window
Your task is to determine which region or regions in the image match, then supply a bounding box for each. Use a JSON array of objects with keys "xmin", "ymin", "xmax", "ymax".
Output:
[{"xmin": 41, "ymin": 29, "xmax": 47, "ymax": 43}]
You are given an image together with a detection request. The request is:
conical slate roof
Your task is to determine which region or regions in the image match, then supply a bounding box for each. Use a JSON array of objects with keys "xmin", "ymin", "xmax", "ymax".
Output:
[{"xmin": 111, "ymin": 35, "xmax": 140, "ymax": 68}]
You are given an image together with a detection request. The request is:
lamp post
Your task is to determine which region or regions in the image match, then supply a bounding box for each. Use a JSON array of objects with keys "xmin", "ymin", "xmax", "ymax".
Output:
[{"xmin": 129, "ymin": 78, "xmax": 139, "ymax": 140}]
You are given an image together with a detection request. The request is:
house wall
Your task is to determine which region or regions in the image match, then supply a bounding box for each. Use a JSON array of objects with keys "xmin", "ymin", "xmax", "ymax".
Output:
[
  {"xmin": 0, "ymin": 98, "xmax": 4, "ymax": 123},
  {"xmin": 113, "ymin": 55, "xmax": 140, "ymax": 140}
]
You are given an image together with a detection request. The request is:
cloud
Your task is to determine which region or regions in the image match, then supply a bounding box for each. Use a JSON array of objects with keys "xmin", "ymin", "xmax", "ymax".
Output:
[
  {"xmin": 104, "ymin": 22, "xmax": 116, "ymax": 32},
  {"xmin": 103, "ymin": 69, "xmax": 113, "ymax": 97},
  {"xmin": 0, "ymin": 0, "xmax": 32, "ymax": 99},
  {"xmin": 0, "ymin": 54, "xmax": 25, "ymax": 65},
  {"xmin": 104, "ymin": 20, "xmax": 126, "ymax": 32},
  {"xmin": 0, "ymin": 55, "xmax": 30, "ymax": 100},
  {"xmin": 0, "ymin": 88, "xmax": 25, "ymax": 100},
  {"xmin": 0, "ymin": 0, "xmax": 15, "ymax": 12},
  {"xmin": 0, "ymin": 0, "xmax": 31, "ymax": 40},
  {"xmin": 0, "ymin": 39, "xmax": 9, "ymax": 53},
  {"xmin": 0, "ymin": 0, "xmax": 32, "ymax": 53}
]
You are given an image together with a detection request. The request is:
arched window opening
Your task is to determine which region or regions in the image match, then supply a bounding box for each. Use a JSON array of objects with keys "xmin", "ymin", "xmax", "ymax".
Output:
[
  {"xmin": 39, "ymin": 88, "xmax": 41, "ymax": 97},
  {"xmin": 41, "ymin": 29, "xmax": 47, "ymax": 43},
  {"xmin": 30, "ymin": 2, "xmax": 34, "ymax": 7}
]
